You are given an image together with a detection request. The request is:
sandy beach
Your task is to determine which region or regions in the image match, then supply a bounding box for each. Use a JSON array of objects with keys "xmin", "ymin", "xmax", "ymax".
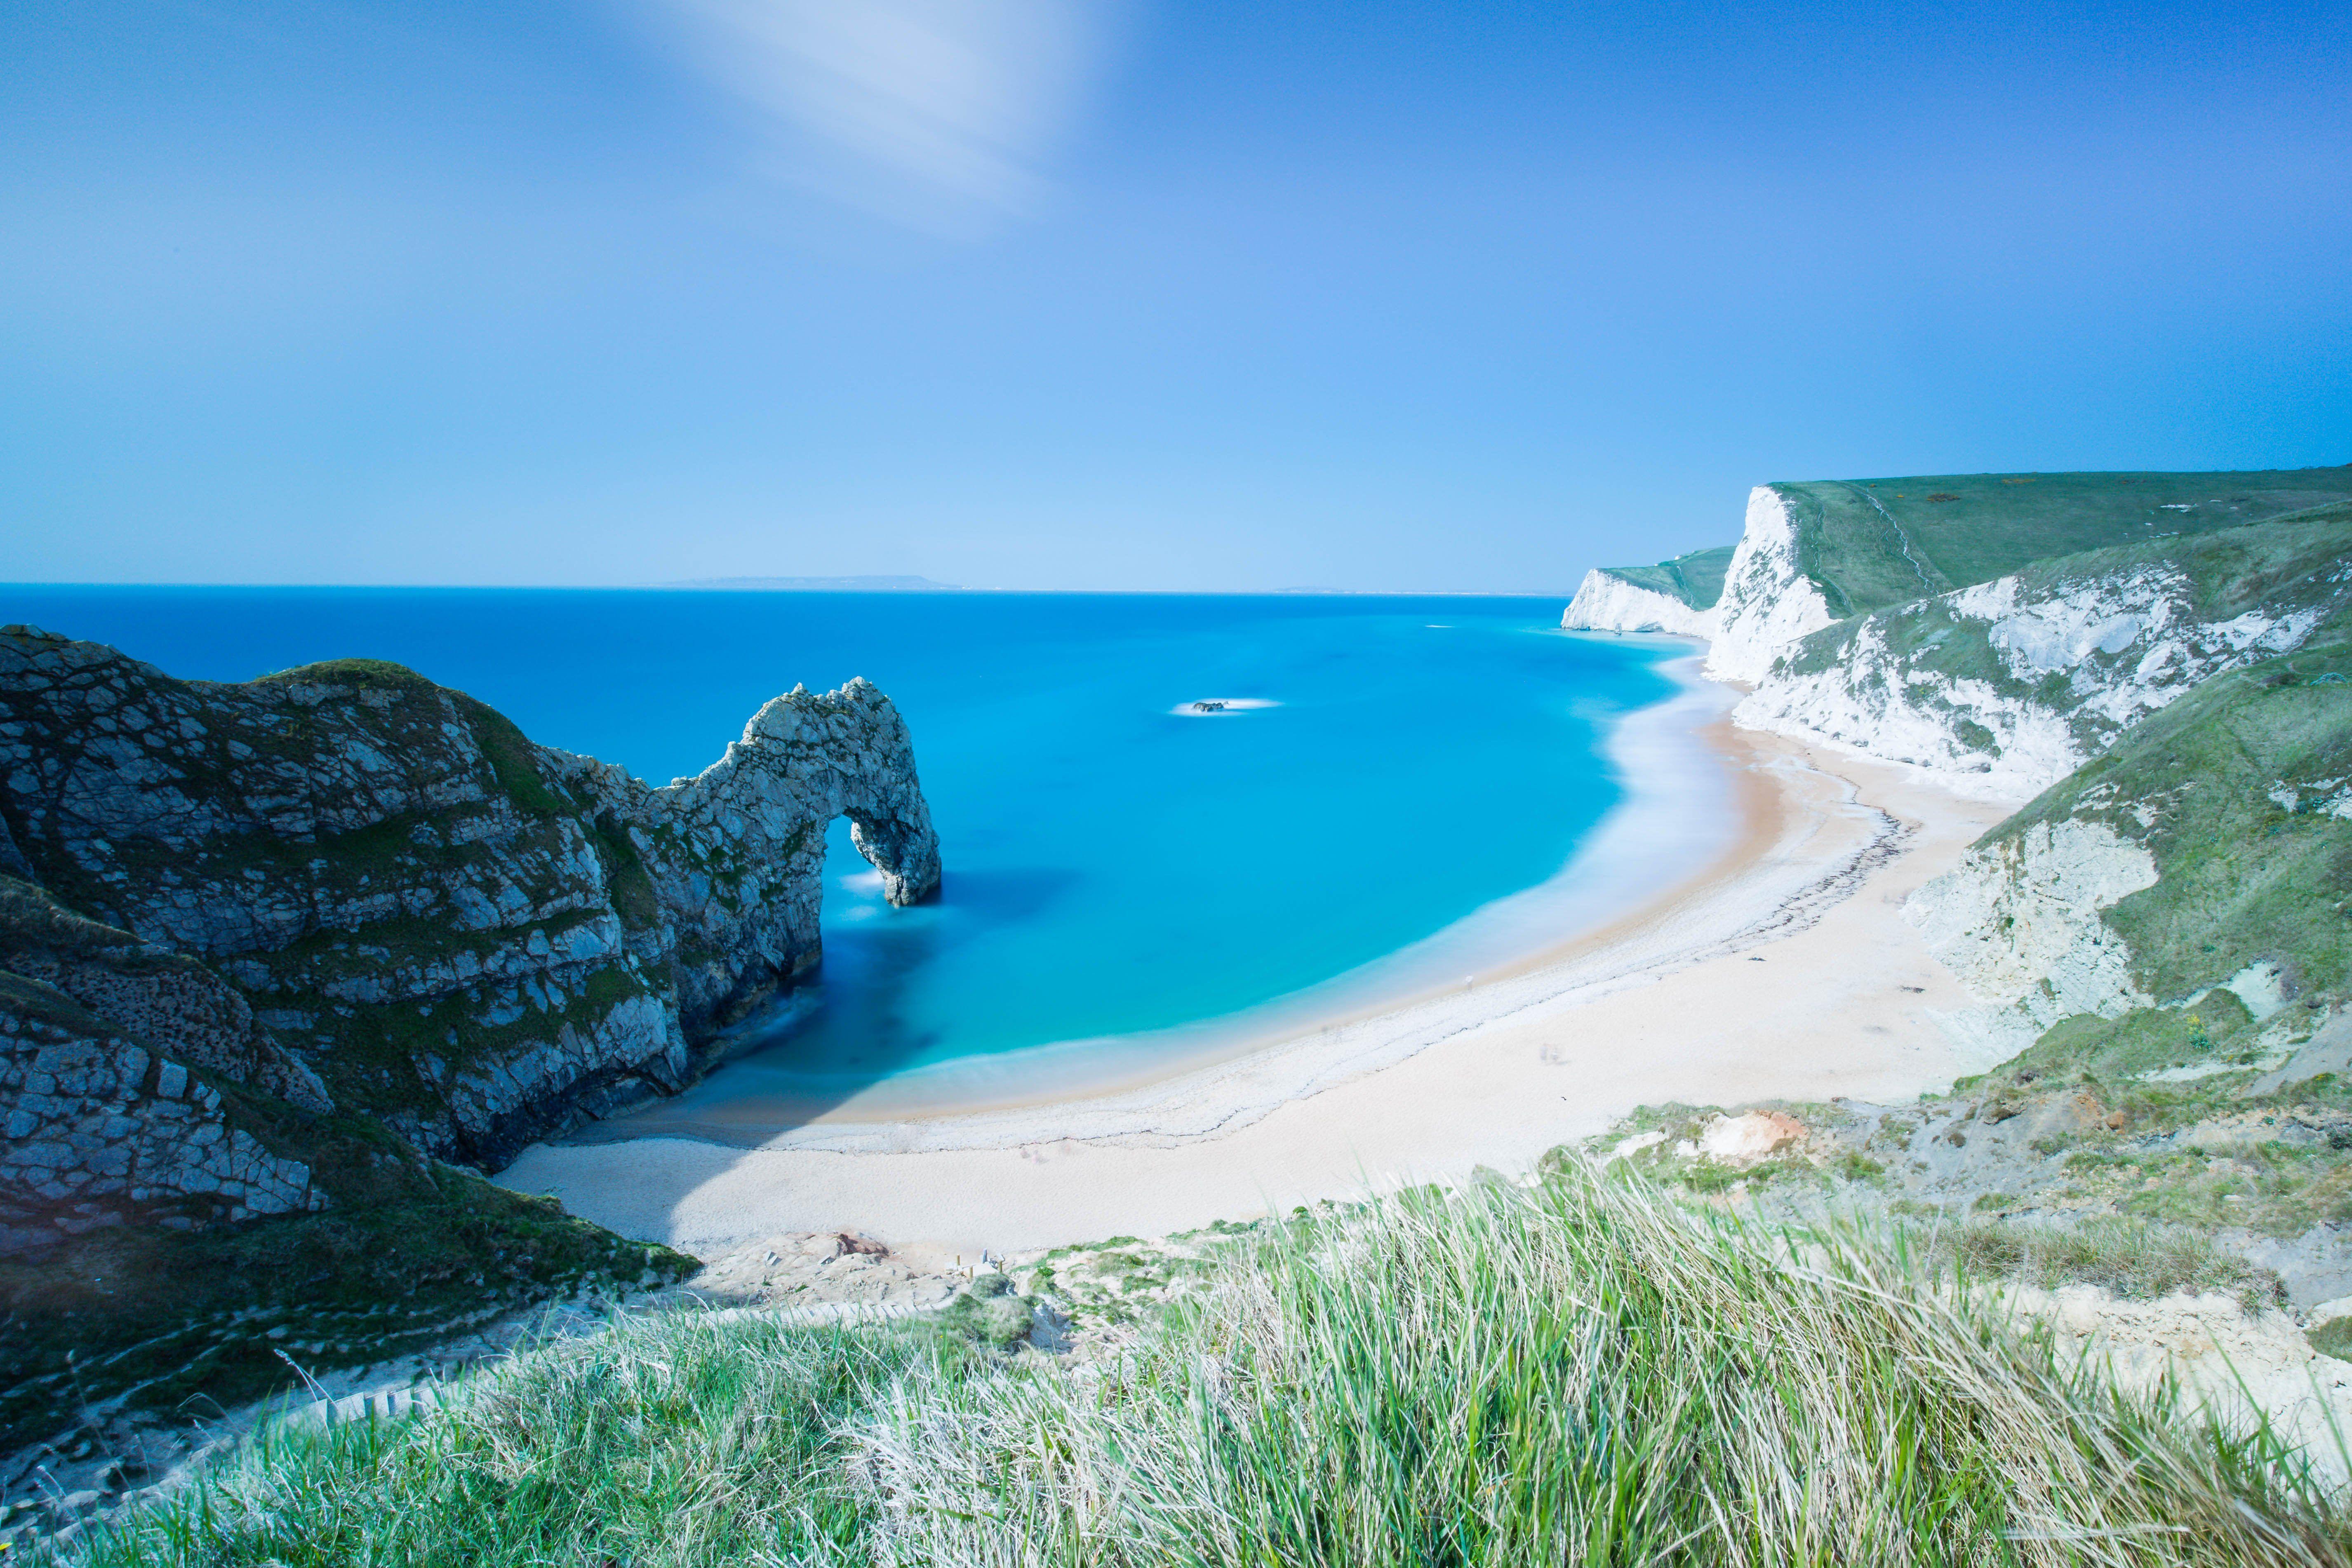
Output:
[{"xmin": 499, "ymin": 691, "xmax": 2018, "ymax": 1259}]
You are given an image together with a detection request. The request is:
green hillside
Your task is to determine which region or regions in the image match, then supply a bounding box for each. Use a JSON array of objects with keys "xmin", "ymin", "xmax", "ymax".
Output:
[
  {"xmin": 1994, "ymin": 612, "xmax": 2352, "ymax": 1010},
  {"xmin": 1770, "ymin": 465, "xmax": 2352, "ymax": 622},
  {"xmin": 1597, "ymin": 543, "xmax": 1736, "ymax": 609},
  {"xmin": 1771, "ymin": 502, "xmax": 2352, "ymax": 760},
  {"xmin": 73, "ymin": 1168, "xmax": 2349, "ymax": 1566}
]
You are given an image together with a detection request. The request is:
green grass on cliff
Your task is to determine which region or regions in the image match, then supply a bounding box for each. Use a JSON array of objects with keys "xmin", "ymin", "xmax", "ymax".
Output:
[
  {"xmin": 1992, "ymin": 616, "xmax": 2352, "ymax": 1009},
  {"xmin": 1768, "ymin": 503, "xmax": 2352, "ymax": 757},
  {"xmin": 1595, "ymin": 543, "xmax": 1736, "ymax": 609},
  {"xmin": 0, "ymin": 1126, "xmax": 693, "ymax": 1456},
  {"xmin": 71, "ymin": 1168, "xmax": 2352, "ymax": 1568},
  {"xmin": 1770, "ymin": 464, "xmax": 2352, "ymax": 622}
]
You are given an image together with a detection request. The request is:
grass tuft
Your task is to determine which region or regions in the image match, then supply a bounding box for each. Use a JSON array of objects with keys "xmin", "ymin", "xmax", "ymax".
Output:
[
  {"xmin": 69, "ymin": 1164, "xmax": 2352, "ymax": 1566},
  {"xmin": 1924, "ymin": 1216, "xmax": 2285, "ymax": 1311}
]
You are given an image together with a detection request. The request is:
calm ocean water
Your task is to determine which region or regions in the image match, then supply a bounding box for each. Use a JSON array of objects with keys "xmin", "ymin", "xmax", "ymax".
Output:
[{"xmin": 4, "ymin": 588, "xmax": 1686, "ymax": 1101}]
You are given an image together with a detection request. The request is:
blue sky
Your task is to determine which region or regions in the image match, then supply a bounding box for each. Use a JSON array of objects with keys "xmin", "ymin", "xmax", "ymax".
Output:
[{"xmin": 6, "ymin": 0, "xmax": 2347, "ymax": 591}]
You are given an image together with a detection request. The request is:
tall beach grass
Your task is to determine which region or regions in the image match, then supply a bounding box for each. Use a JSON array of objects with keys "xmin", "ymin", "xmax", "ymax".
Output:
[{"xmin": 71, "ymin": 1164, "xmax": 2352, "ymax": 1566}]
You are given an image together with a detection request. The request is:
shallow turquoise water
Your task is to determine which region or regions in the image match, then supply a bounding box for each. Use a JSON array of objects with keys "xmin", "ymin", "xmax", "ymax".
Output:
[{"xmin": 2, "ymin": 588, "xmax": 1684, "ymax": 1096}]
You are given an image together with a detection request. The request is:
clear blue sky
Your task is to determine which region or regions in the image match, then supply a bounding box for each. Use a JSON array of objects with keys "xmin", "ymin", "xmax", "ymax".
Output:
[{"xmin": 7, "ymin": 0, "xmax": 2347, "ymax": 591}]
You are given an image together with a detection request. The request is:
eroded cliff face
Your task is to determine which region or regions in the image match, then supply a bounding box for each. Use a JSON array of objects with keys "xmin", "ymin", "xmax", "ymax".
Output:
[
  {"xmin": 1703, "ymin": 487, "xmax": 1838, "ymax": 684},
  {"xmin": 1904, "ymin": 820, "xmax": 2159, "ymax": 1064},
  {"xmin": 546, "ymin": 676, "xmax": 941, "ymax": 1042},
  {"xmin": 1733, "ymin": 514, "xmax": 2352, "ymax": 798},
  {"xmin": 1901, "ymin": 635, "xmax": 2352, "ymax": 1080},
  {"xmin": 1559, "ymin": 569, "xmax": 1717, "ymax": 637},
  {"xmin": 0, "ymin": 627, "xmax": 940, "ymax": 1174},
  {"xmin": 0, "ymin": 877, "xmax": 329, "ymax": 1254}
]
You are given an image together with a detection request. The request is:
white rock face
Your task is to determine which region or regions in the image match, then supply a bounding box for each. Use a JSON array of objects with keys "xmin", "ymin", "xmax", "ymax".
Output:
[
  {"xmin": 2223, "ymin": 960, "xmax": 2293, "ymax": 1022},
  {"xmin": 1737, "ymin": 559, "xmax": 2339, "ymax": 798},
  {"xmin": 1735, "ymin": 615, "xmax": 2081, "ymax": 801},
  {"xmin": 2268, "ymin": 773, "xmax": 2352, "ymax": 820},
  {"xmin": 1905, "ymin": 819, "xmax": 2158, "ymax": 1057},
  {"xmin": 1559, "ymin": 569, "xmax": 1717, "ymax": 637},
  {"xmin": 2005, "ymin": 1284, "xmax": 2352, "ymax": 1484},
  {"xmin": 1704, "ymin": 487, "xmax": 1837, "ymax": 684}
]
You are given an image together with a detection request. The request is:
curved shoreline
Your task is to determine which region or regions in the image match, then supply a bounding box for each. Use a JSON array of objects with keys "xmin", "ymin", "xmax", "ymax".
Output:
[
  {"xmin": 560, "ymin": 642, "xmax": 1747, "ymax": 1144},
  {"xmin": 500, "ymin": 675, "xmax": 2018, "ymax": 1257},
  {"xmin": 574, "ymin": 713, "xmax": 1891, "ymax": 1158}
]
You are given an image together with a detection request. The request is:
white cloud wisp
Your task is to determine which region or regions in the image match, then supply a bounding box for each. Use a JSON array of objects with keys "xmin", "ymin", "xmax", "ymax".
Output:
[{"xmin": 659, "ymin": 0, "xmax": 1120, "ymax": 225}]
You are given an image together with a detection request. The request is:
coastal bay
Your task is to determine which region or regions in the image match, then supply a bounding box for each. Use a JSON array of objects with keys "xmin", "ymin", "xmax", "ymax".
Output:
[
  {"xmin": 551, "ymin": 646, "xmax": 1747, "ymax": 1135},
  {"xmin": 5, "ymin": 588, "xmax": 1670, "ymax": 1093},
  {"xmin": 500, "ymin": 679, "xmax": 2016, "ymax": 1256},
  {"xmin": 16, "ymin": 0, "xmax": 2349, "ymax": 1538},
  {"xmin": 16, "ymin": 477, "xmax": 2351, "ymax": 1555}
]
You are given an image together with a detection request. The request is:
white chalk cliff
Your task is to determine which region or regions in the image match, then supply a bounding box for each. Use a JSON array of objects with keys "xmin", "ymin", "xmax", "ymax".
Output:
[
  {"xmin": 1705, "ymin": 487, "xmax": 1838, "ymax": 684},
  {"xmin": 1566, "ymin": 486, "xmax": 2352, "ymax": 800},
  {"xmin": 1903, "ymin": 819, "xmax": 2159, "ymax": 1065},
  {"xmin": 1733, "ymin": 549, "xmax": 2348, "ymax": 800},
  {"xmin": 1559, "ymin": 570, "xmax": 1717, "ymax": 637}
]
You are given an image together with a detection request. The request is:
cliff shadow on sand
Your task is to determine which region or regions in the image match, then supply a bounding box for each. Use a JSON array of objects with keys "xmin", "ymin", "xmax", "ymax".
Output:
[{"xmin": 557, "ymin": 854, "xmax": 1091, "ymax": 1146}]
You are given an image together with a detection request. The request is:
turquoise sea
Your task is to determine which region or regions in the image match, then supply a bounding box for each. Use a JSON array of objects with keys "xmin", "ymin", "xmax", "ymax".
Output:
[{"xmin": 3, "ymin": 588, "xmax": 1707, "ymax": 1116}]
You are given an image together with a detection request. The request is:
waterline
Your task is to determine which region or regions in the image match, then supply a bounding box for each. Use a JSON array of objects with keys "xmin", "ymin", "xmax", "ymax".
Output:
[{"xmin": 574, "ymin": 642, "xmax": 1737, "ymax": 1139}]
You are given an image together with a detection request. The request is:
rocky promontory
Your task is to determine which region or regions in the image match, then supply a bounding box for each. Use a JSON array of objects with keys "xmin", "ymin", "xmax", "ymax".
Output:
[{"xmin": 0, "ymin": 625, "xmax": 942, "ymax": 1225}]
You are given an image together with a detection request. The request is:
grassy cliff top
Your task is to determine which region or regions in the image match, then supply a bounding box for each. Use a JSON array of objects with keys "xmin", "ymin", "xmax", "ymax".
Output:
[
  {"xmin": 1595, "ymin": 544, "xmax": 1736, "ymax": 609},
  {"xmin": 1771, "ymin": 464, "xmax": 2352, "ymax": 622},
  {"xmin": 1776, "ymin": 501, "xmax": 2352, "ymax": 686}
]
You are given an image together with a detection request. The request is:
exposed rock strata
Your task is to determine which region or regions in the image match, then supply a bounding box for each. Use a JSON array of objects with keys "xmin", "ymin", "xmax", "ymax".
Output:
[
  {"xmin": 1905, "ymin": 820, "xmax": 2159, "ymax": 1063},
  {"xmin": 0, "ymin": 990, "xmax": 323, "ymax": 1255},
  {"xmin": 542, "ymin": 677, "xmax": 943, "ymax": 1041},
  {"xmin": 1705, "ymin": 487, "xmax": 1838, "ymax": 683},
  {"xmin": 0, "ymin": 875, "xmax": 335, "ymax": 1253},
  {"xmin": 1735, "ymin": 515, "xmax": 2352, "ymax": 797},
  {"xmin": 1559, "ymin": 569, "xmax": 1717, "ymax": 637},
  {"xmin": 0, "ymin": 625, "xmax": 941, "ymax": 1175},
  {"xmin": 1902, "ymin": 630, "xmax": 2351, "ymax": 1072}
]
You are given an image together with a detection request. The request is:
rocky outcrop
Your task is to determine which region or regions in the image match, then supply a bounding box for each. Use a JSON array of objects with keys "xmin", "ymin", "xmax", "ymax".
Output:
[
  {"xmin": 1904, "ymin": 628, "xmax": 2352, "ymax": 1070},
  {"xmin": 1905, "ymin": 820, "xmax": 2160, "ymax": 1062},
  {"xmin": 1560, "ymin": 569, "xmax": 1717, "ymax": 637},
  {"xmin": 1559, "ymin": 545, "xmax": 1734, "ymax": 638},
  {"xmin": 0, "ymin": 877, "xmax": 332, "ymax": 1111},
  {"xmin": 1735, "ymin": 508, "xmax": 2352, "ymax": 797},
  {"xmin": 0, "ymin": 626, "xmax": 941, "ymax": 1173},
  {"xmin": 1, "ymin": 878, "xmax": 328, "ymax": 1253},
  {"xmin": 0, "ymin": 984, "xmax": 324, "ymax": 1255},
  {"xmin": 1704, "ymin": 487, "xmax": 1839, "ymax": 683},
  {"xmin": 545, "ymin": 677, "xmax": 942, "ymax": 1042}
]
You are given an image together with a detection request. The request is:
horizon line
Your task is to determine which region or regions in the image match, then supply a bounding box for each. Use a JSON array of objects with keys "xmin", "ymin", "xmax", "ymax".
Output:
[{"xmin": 3, "ymin": 582, "xmax": 1583, "ymax": 599}]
